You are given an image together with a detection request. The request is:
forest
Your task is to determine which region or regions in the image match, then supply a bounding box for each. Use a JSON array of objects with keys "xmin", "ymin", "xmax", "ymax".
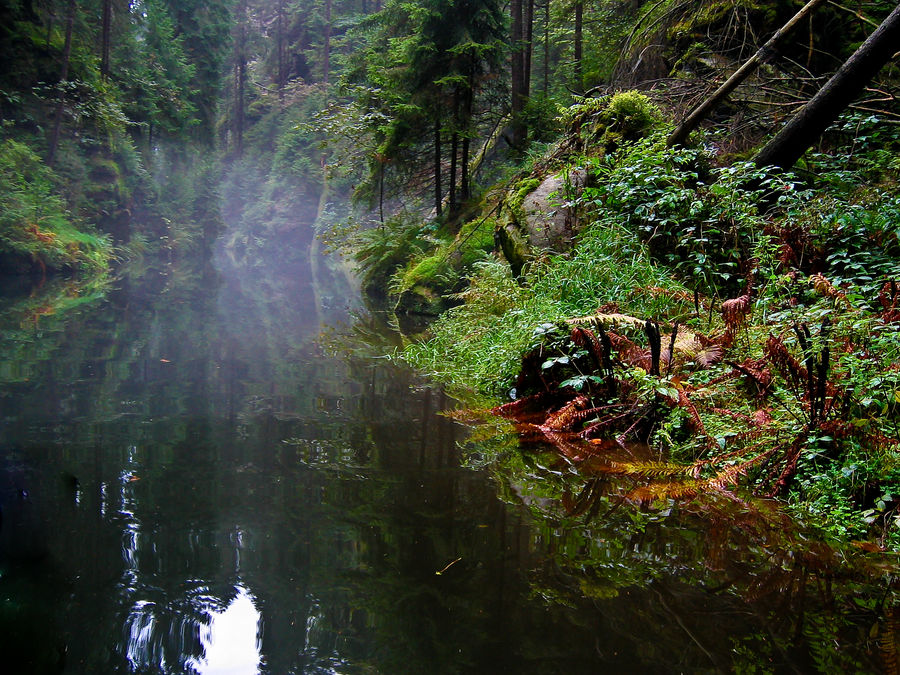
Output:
[{"xmin": 2, "ymin": 0, "xmax": 900, "ymax": 563}]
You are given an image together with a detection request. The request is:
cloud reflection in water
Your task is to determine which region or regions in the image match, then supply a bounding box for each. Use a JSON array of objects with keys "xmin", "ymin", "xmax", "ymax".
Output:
[{"xmin": 186, "ymin": 585, "xmax": 263, "ymax": 675}]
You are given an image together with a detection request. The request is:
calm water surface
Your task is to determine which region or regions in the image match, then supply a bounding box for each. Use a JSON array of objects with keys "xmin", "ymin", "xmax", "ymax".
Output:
[{"xmin": 0, "ymin": 234, "xmax": 896, "ymax": 673}]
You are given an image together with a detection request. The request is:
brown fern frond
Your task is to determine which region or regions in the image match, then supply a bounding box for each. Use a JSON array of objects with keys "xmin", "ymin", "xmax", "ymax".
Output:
[
  {"xmin": 707, "ymin": 460, "xmax": 754, "ymax": 490},
  {"xmin": 695, "ymin": 344, "xmax": 724, "ymax": 369},
  {"xmin": 676, "ymin": 389, "xmax": 715, "ymax": 448},
  {"xmin": 727, "ymin": 426, "xmax": 769, "ymax": 445},
  {"xmin": 868, "ymin": 432, "xmax": 900, "ymax": 452},
  {"xmin": 570, "ymin": 325, "xmax": 615, "ymax": 377},
  {"xmin": 752, "ymin": 408, "xmax": 774, "ymax": 426},
  {"xmin": 567, "ymin": 406, "xmax": 614, "ymax": 426},
  {"xmin": 580, "ymin": 409, "xmax": 633, "ymax": 438},
  {"xmin": 765, "ymin": 436, "xmax": 806, "ymax": 498},
  {"xmin": 537, "ymin": 427, "xmax": 588, "ymax": 461},
  {"xmin": 701, "ymin": 369, "xmax": 741, "ymax": 389},
  {"xmin": 765, "ymin": 334, "xmax": 808, "ymax": 394},
  {"xmin": 491, "ymin": 390, "xmax": 555, "ymax": 418},
  {"xmin": 727, "ymin": 358, "xmax": 774, "ymax": 398},
  {"xmin": 566, "ymin": 312, "xmax": 646, "ymax": 329},
  {"xmin": 606, "ymin": 330, "xmax": 634, "ymax": 350},
  {"xmin": 691, "ymin": 441, "xmax": 774, "ymax": 478},
  {"xmin": 608, "ymin": 460, "xmax": 693, "ymax": 479},
  {"xmin": 676, "ymin": 337, "xmax": 703, "ymax": 360},
  {"xmin": 879, "ymin": 280, "xmax": 900, "ymax": 323},
  {"xmin": 570, "ymin": 325, "xmax": 604, "ymax": 365},
  {"xmin": 809, "ymin": 273, "xmax": 852, "ymax": 308},
  {"xmin": 620, "ymin": 345, "xmax": 650, "ymax": 369},
  {"xmin": 722, "ymin": 294, "xmax": 751, "ymax": 326},
  {"xmin": 708, "ymin": 407, "xmax": 752, "ymax": 422},
  {"xmin": 543, "ymin": 395, "xmax": 591, "ymax": 431},
  {"xmin": 628, "ymin": 480, "xmax": 703, "ymax": 503},
  {"xmin": 515, "ymin": 422, "xmax": 554, "ymax": 444}
]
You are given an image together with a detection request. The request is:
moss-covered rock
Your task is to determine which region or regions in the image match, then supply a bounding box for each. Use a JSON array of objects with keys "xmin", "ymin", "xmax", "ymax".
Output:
[{"xmin": 498, "ymin": 168, "xmax": 587, "ymax": 277}]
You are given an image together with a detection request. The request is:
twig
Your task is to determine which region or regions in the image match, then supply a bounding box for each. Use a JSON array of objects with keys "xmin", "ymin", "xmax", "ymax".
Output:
[{"xmin": 435, "ymin": 557, "xmax": 462, "ymax": 575}]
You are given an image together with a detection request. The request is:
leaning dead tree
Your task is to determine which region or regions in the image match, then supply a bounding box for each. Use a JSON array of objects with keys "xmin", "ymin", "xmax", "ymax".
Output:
[
  {"xmin": 667, "ymin": 0, "xmax": 827, "ymax": 148},
  {"xmin": 754, "ymin": 2, "xmax": 900, "ymax": 170}
]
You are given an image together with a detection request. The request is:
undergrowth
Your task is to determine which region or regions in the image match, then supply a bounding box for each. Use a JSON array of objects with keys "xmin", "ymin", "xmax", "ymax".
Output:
[
  {"xmin": 0, "ymin": 139, "xmax": 112, "ymax": 273},
  {"xmin": 404, "ymin": 108, "xmax": 900, "ymax": 548}
]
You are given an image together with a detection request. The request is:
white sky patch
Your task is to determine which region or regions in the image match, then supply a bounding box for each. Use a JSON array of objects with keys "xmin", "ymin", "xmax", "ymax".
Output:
[{"xmin": 187, "ymin": 585, "xmax": 262, "ymax": 675}]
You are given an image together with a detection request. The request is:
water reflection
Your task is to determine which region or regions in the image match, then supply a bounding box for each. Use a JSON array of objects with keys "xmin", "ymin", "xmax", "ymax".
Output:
[
  {"xmin": 186, "ymin": 585, "xmax": 262, "ymax": 675},
  {"xmin": 0, "ymin": 231, "xmax": 898, "ymax": 673}
]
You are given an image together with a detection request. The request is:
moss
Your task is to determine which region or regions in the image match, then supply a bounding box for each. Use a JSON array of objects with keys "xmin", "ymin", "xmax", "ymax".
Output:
[
  {"xmin": 559, "ymin": 91, "xmax": 663, "ymax": 154},
  {"xmin": 508, "ymin": 177, "xmax": 541, "ymax": 212},
  {"xmin": 668, "ymin": 0, "xmax": 768, "ymax": 41},
  {"xmin": 458, "ymin": 217, "xmax": 497, "ymax": 265},
  {"xmin": 495, "ymin": 217, "xmax": 529, "ymax": 278},
  {"xmin": 558, "ymin": 96, "xmax": 609, "ymax": 131},
  {"xmin": 393, "ymin": 215, "xmax": 498, "ymax": 296},
  {"xmin": 397, "ymin": 253, "xmax": 448, "ymax": 292},
  {"xmin": 599, "ymin": 91, "xmax": 663, "ymax": 141}
]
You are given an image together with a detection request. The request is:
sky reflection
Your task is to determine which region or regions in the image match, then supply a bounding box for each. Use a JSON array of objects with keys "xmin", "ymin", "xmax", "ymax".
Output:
[{"xmin": 186, "ymin": 585, "xmax": 263, "ymax": 675}]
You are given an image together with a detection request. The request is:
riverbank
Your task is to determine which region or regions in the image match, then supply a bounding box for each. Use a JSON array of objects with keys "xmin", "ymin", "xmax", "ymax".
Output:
[{"xmin": 361, "ymin": 93, "xmax": 900, "ymax": 549}]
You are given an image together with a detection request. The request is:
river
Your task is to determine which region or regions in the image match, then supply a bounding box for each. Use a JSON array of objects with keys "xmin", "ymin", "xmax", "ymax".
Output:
[{"xmin": 0, "ymin": 217, "xmax": 896, "ymax": 673}]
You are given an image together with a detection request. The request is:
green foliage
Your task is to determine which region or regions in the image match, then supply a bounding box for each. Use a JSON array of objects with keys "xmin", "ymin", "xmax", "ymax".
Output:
[
  {"xmin": 580, "ymin": 133, "xmax": 801, "ymax": 294},
  {"xmin": 520, "ymin": 94, "xmax": 564, "ymax": 144},
  {"xmin": 352, "ymin": 215, "xmax": 433, "ymax": 294},
  {"xmin": 342, "ymin": 0, "xmax": 506, "ymax": 205},
  {"xmin": 391, "ymin": 216, "xmax": 497, "ymax": 296},
  {"xmin": 120, "ymin": 0, "xmax": 199, "ymax": 140},
  {"xmin": 0, "ymin": 139, "xmax": 111, "ymax": 272},
  {"xmin": 405, "ymin": 105, "xmax": 900, "ymax": 550},
  {"xmin": 560, "ymin": 91, "xmax": 664, "ymax": 153},
  {"xmin": 406, "ymin": 217, "xmax": 689, "ymax": 394}
]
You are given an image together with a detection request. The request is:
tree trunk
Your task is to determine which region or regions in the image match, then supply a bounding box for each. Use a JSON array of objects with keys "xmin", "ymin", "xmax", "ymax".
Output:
[
  {"xmin": 449, "ymin": 131, "xmax": 458, "ymax": 212},
  {"xmin": 236, "ymin": 57, "xmax": 246, "ymax": 156},
  {"xmin": 323, "ymin": 0, "xmax": 332, "ymax": 84},
  {"xmin": 379, "ymin": 161, "xmax": 385, "ymax": 225},
  {"xmin": 573, "ymin": 0, "xmax": 583, "ymax": 92},
  {"xmin": 667, "ymin": 0, "xmax": 826, "ymax": 147},
  {"xmin": 48, "ymin": 0, "xmax": 75, "ymax": 165},
  {"xmin": 276, "ymin": 0, "xmax": 285, "ymax": 103},
  {"xmin": 754, "ymin": 2, "xmax": 900, "ymax": 170},
  {"xmin": 524, "ymin": 0, "xmax": 534, "ymax": 98},
  {"xmin": 450, "ymin": 89, "xmax": 460, "ymax": 212},
  {"xmin": 235, "ymin": 0, "xmax": 247, "ymax": 157},
  {"xmin": 510, "ymin": 0, "xmax": 527, "ymax": 148},
  {"xmin": 543, "ymin": 0, "xmax": 549, "ymax": 95},
  {"xmin": 45, "ymin": 8, "xmax": 54, "ymax": 50},
  {"xmin": 461, "ymin": 82, "xmax": 473, "ymax": 201},
  {"xmin": 461, "ymin": 136, "xmax": 470, "ymax": 201},
  {"xmin": 434, "ymin": 115, "xmax": 442, "ymax": 216},
  {"xmin": 101, "ymin": 0, "xmax": 112, "ymax": 80}
]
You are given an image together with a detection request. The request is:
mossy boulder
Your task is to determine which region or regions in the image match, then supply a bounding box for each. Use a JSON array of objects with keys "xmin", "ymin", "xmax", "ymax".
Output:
[{"xmin": 497, "ymin": 168, "xmax": 587, "ymax": 277}]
